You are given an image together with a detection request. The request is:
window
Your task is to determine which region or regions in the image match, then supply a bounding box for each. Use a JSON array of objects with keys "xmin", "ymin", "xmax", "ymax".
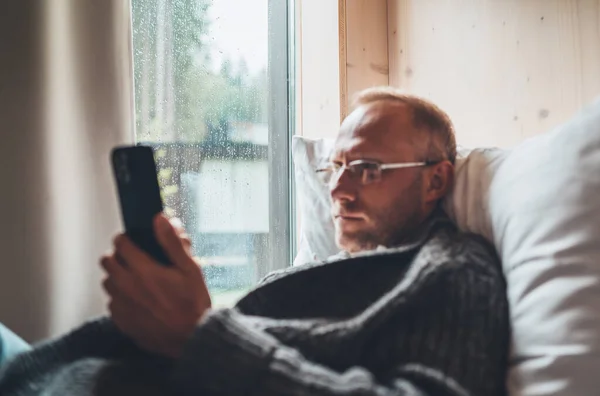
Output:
[{"xmin": 131, "ymin": 0, "xmax": 294, "ymax": 307}]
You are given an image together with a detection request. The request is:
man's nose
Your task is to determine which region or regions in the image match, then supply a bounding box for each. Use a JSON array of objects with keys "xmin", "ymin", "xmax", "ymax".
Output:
[{"xmin": 330, "ymin": 168, "xmax": 357, "ymax": 202}]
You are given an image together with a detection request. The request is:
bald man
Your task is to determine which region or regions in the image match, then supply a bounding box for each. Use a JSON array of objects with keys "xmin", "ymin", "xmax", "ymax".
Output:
[{"xmin": 0, "ymin": 87, "xmax": 509, "ymax": 396}]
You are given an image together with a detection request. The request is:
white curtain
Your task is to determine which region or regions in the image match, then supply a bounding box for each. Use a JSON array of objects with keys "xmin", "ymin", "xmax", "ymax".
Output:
[{"xmin": 0, "ymin": 1, "xmax": 134, "ymax": 341}]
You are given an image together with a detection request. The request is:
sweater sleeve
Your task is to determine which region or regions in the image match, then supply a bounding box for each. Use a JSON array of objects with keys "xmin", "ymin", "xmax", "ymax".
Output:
[
  {"xmin": 171, "ymin": 308, "xmax": 434, "ymax": 396},
  {"xmin": 171, "ymin": 261, "xmax": 508, "ymax": 396},
  {"xmin": 0, "ymin": 317, "xmax": 155, "ymax": 395}
]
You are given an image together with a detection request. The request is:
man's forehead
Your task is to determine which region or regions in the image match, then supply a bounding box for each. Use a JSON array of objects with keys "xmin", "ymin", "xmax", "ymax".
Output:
[
  {"xmin": 341, "ymin": 102, "xmax": 412, "ymax": 133},
  {"xmin": 334, "ymin": 102, "xmax": 417, "ymax": 158}
]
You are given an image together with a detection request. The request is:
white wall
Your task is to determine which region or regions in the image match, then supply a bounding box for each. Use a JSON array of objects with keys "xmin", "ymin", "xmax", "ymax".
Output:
[{"xmin": 298, "ymin": 0, "xmax": 342, "ymax": 139}]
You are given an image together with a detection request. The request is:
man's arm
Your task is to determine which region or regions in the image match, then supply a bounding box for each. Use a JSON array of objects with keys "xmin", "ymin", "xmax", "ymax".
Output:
[
  {"xmin": 0, "ymin": 318, "xmax": 155, "ymax": 395},
  {"xmin": 171, "ymin": 264, "xmax": 509, "ymax": 396},
  {"xmin": 100, "ymin": 214, "xmax": 507, "ymax": 395}
]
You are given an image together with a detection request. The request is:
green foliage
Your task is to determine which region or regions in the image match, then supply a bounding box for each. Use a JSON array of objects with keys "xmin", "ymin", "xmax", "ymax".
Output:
[
  {"xmin": 131, "ymin": 0, "xmax": 267, "ymax": 143},
  {"xmin": 131, "ymin": 0, "xmax": 269, "ymax": 220}
]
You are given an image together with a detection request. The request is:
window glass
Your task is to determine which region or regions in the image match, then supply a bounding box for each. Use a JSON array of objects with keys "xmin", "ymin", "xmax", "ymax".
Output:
[{"xmin": 132, "ymin": 0, "xmax": 287, "ymax": 307}]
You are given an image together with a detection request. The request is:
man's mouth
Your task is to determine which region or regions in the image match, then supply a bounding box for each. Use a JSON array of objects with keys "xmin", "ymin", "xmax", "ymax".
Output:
[{"xmin": 334, "ymin": 213, "xmax": 364, "ymax": 221}]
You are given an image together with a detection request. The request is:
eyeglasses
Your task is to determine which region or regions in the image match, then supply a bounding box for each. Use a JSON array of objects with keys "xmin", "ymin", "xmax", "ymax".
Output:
[{"xmin": 316, "ymin": 159, "xmax": 439, "ymax": 185}]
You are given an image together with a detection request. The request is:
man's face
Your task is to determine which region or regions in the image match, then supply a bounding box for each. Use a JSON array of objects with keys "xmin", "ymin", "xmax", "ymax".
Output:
[{"xmin": 330, "ymin": 102, "xmax": 429, "ymax": 253}]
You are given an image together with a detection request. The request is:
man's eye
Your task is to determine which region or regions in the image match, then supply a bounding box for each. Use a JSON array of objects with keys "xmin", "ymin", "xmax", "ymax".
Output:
[
  {"xmin": 352, "ymin": 163, "xmax": 376, "ymax": 173},
  {"xmin": 352, "ymin": 162, "xmax": 380, "ymax": 182}
]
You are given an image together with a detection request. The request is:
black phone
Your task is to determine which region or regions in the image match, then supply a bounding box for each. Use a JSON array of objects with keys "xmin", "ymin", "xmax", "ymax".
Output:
[{"xmin": 111, "ymin": 145, "xmax": 171, "ymax": 265}]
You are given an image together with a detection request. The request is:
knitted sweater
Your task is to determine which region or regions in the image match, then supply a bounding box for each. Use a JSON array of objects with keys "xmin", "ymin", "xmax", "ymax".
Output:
[{"xmin": 0, "ymin": 216, "xmax": 509, "ymax": 396}]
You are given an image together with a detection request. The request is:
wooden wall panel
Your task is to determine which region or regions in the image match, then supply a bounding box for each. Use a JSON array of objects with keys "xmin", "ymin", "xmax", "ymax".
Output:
[
  {"xmin": 344, "ymin": 0, "xmax": 389, "ymax": 119},
  {"xmin": 297, "ymin": 0, "xmax": 390, "ymax": 136},
  {"xmin": 388, "ymin": 0, "xmax": 600, "ymax": 148}
]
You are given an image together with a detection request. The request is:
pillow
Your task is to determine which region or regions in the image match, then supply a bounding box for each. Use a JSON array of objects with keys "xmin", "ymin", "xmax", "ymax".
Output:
[
  {"xmin": 443, "ymin": 146, "xmax": 508, "ymax": 241},
  {"xmin": 293, "ymin": 96, "xmax": 600, "ymax": 395},
  {"xmin": 292, "ymin": 136, "xmax": 338, "ymax": 265},
  {"xmin": 489, "ymin": 98, "xmax": 600, "ymax": 395}
]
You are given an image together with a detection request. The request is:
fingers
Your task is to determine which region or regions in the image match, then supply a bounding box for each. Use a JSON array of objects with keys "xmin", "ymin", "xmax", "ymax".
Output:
[
  {"xmin": 102, "ymin": 276, "xmax": 120, "ymax": 297},
  {"xmin": 169, "ymin": 217, "xmax": 192, "ymax": 254},
  {"xmin": 100, "ymin": 254, "xmax": 132, "ymax": 300},
  {"xmin": 169, "ymin": 217, "xmax": 185, "ymax": 235},
  {"xmin": 112, "ymin": 234, "xmax": 156, "ymax": 275},
  {"xmin": 100, "ymin": 254, "xmax": 125, "ymax": 277},
  {"xmin": 181, "ymin": 235, "xmax": 192, "ymax": 254},
  {"xmin": 154, "ymin": 214, "xmax": 196, "ymax": 272}
]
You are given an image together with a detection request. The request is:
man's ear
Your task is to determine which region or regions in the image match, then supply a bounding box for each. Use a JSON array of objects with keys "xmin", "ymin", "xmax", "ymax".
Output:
[{"xmin": 425, "ymin": 161, "xmax": 454, "ymax": 204}]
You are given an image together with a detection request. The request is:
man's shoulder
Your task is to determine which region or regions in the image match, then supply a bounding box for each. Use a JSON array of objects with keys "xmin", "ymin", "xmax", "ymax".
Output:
[
  {"xmin": 357, "ymin": 220, "xmax": 503, "ymax": 284},
  {"xmin": 397, "ymin": 222, "xmax": 506, "ymax": 300},
  {"xmin": 429, "ymin": 223, "xmax": 502, "ymax": 273},
  {"xmin": 353, "ymin": 219, "xmax": 500, "ymax": 271}
]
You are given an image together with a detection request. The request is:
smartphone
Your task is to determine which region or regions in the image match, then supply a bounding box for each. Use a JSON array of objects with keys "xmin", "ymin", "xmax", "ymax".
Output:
[{"xmin": 111, "ymin": 145, "xmax": 170, "ymax": 265}]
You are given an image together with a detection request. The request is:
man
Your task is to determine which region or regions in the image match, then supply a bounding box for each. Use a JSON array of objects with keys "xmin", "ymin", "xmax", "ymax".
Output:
[{"xmin": 0, "ymin": 87, "xmax": 509, "ymax": 395}]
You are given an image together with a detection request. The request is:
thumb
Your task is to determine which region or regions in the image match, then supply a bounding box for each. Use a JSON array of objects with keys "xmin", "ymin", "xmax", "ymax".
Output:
[{"xmin": 154, "ymin": 214, "xmax": 195, "ymax": 271}]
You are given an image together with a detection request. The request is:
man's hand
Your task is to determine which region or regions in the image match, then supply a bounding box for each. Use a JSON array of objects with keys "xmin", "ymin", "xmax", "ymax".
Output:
[{"xmin": 100, "ymin": 214, "xmax": 211, "ymax": 359}]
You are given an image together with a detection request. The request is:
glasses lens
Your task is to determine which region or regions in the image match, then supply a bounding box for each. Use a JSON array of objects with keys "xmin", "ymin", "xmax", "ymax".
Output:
[{"xmin": 350, "ymin": 162, "xmax": 380, "ymax": 184}]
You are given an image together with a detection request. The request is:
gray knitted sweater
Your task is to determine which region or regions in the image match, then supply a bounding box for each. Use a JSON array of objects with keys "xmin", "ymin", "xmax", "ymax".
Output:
[{"xmin": 0, "ymin": 215, "xmax": 509, "ymax": 396}]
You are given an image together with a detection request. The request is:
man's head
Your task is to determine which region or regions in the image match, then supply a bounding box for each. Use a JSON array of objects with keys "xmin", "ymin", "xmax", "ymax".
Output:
[{"xmin": 329, "ymin": 87, "xmax": 456, "ymax": 253}]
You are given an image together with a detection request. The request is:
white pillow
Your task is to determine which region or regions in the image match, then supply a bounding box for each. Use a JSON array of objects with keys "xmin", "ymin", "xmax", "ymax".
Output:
[
  {"xmin": 443, "ymin": 146, "xmax": 508, "ymax": 241},
  {"xmin": 292, "ymin": 136, "xmax": 338, "ymax": 265},
  {"xmin": 292, "ymin": 96, "xmax": 600, "ymax": 395},
  {"xmin": 490, "ymin": 98, "xmax": 600, "ymax": 395}
]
